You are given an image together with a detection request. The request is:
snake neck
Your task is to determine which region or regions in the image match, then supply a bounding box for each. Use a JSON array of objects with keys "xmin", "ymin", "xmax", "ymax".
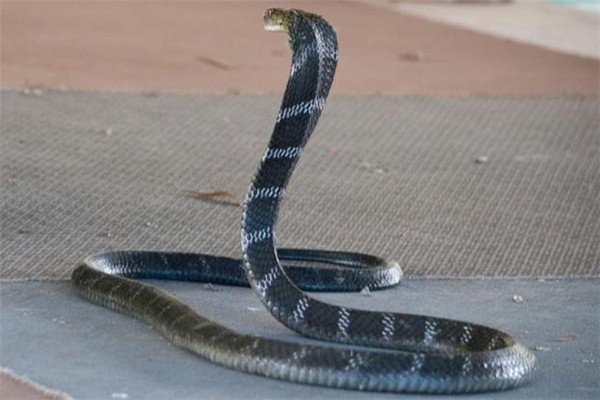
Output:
[{"xmin": 241, "ymin": 11, "xmax": 337, "ymax": 314}]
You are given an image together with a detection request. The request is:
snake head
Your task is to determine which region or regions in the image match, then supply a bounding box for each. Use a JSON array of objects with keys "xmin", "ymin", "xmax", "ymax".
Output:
[
  {"xmin": 264, "ymin": 8, "xmax": 335, "ymax": 53},
  {"xmin": 263, "ymin": 8, "xmax": 294, "ymax": 33}
]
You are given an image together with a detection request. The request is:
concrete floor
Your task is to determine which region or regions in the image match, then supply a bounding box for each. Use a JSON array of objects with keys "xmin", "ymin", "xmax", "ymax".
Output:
[
  {"xmin": 3, "ymin": 1, "xmax": 598, "ymax": 94},
  {"xmin": 386, "ymin": 0, "xmax": 600, "ymax": 59},
  {"xmin": 1, "ymin": 278, "xmax": 598, "ymax": 399}
]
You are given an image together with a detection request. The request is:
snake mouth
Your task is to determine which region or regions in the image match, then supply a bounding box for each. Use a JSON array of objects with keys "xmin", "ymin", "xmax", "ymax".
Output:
[{"xmin": 263, "ymin": 8, "xmax": 292, "ymax": 33}]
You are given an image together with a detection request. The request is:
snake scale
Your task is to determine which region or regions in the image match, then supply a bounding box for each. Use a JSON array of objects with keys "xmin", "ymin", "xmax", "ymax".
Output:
[{"xmin": 72, "ymin": 8, "xmax": 536, "ymax": 393}]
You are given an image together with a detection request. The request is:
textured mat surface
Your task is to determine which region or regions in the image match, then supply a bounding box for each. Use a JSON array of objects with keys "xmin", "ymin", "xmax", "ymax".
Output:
[
  {"xmin": 1, "ymin": 279, "xmax": 598, "ymax": 399},
  {"xmin": 1, "ymin": 90, "xmax": 599, "ymax": 279}
]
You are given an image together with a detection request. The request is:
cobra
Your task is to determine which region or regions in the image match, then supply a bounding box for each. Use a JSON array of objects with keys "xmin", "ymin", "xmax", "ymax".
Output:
[{"xmin": 72, "ymin": 8, "xmax": 536, "ymax": 393}]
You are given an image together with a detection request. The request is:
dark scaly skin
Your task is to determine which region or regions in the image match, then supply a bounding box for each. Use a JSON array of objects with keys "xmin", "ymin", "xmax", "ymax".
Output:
[{"xmin": 72, "ymin": 8, "xmax": 536, "ymax": 393}]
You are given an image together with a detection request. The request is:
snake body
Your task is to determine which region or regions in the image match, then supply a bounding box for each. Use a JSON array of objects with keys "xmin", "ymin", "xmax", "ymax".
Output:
[{"xmin": 72, "ymin": 8, "xmax": 536, "ymax": 393}]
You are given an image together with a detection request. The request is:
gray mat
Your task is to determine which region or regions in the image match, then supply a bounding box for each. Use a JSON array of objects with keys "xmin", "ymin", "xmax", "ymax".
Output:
[
  {"xmin": 1, "ymin": 90, "xmax": 599, "ymax": 279},
  {"xmin": 1, "ymin": 279, "xmax": 598, "ymax": 399}
]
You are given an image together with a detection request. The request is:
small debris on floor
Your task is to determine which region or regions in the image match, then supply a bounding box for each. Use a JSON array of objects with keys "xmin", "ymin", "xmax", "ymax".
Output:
[
  {"xmin": 557, "ymin": 334, "xmax": 577, "ymax": 342},
  {"xmin": 246, "ymin": 306, "xmax": 262, "ymax": 312},
  {"xmin": 98, "ymin": 231, "xmax": 112, "ymax": 238},
  {"xmin": 400, "ymin": 50, "xmax": 425, "ymax": 62},
  {"xmin": 359, "ymin": 286, "xmax": 372, "ymax": 297},
  {"xmin": 195, "ymin": 55, "xmax": 232, "ymax": 71},
  {"xmin": 22, "ymin": 85, "xmax": 45, "ymax": 96},
  {"xmin": 360, "ymin": 161, "xmax": 387, "ymax": 174},
  {"xmin": 202, "ymin": 283, "xmax": 221, "ymax": 292},
  {"xmin": 111, "ymin": 393, "xmax": 129, "ymax": 399},
  {"xmin": 184, "ymin": 190, "xmax": 241, "ymax": 207},
  {"xmin": 475, "ymin": 156, "xmax": 489, "ymax": 164},
  {"xmin": 512, "ymin": 294, "xmax": 524, "ymax": 303},
  {"xmin": 533, "ymin": 345, "xmax": 551, "ymax": 352}
]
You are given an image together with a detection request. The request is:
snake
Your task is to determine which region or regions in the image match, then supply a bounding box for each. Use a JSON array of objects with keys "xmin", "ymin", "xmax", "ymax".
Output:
[{"xmin": 72, "ymin": 8, "xmax": 536, "ymax": 394}]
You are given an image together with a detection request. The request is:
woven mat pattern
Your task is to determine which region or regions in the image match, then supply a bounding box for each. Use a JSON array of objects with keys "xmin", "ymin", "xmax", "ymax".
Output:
[{"xmin": 1, "ymin": 90, "xmax": 598, "ymax": 279}]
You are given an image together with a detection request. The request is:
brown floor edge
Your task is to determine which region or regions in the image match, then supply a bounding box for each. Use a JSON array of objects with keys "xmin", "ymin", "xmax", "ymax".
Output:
[
  {"xmin": 2, "ymin": 1, "xmax": 598, "ymax": 95},
  {"xmin": 0, "ymin": 367, "xmax": 73, "ymax": 400}
]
